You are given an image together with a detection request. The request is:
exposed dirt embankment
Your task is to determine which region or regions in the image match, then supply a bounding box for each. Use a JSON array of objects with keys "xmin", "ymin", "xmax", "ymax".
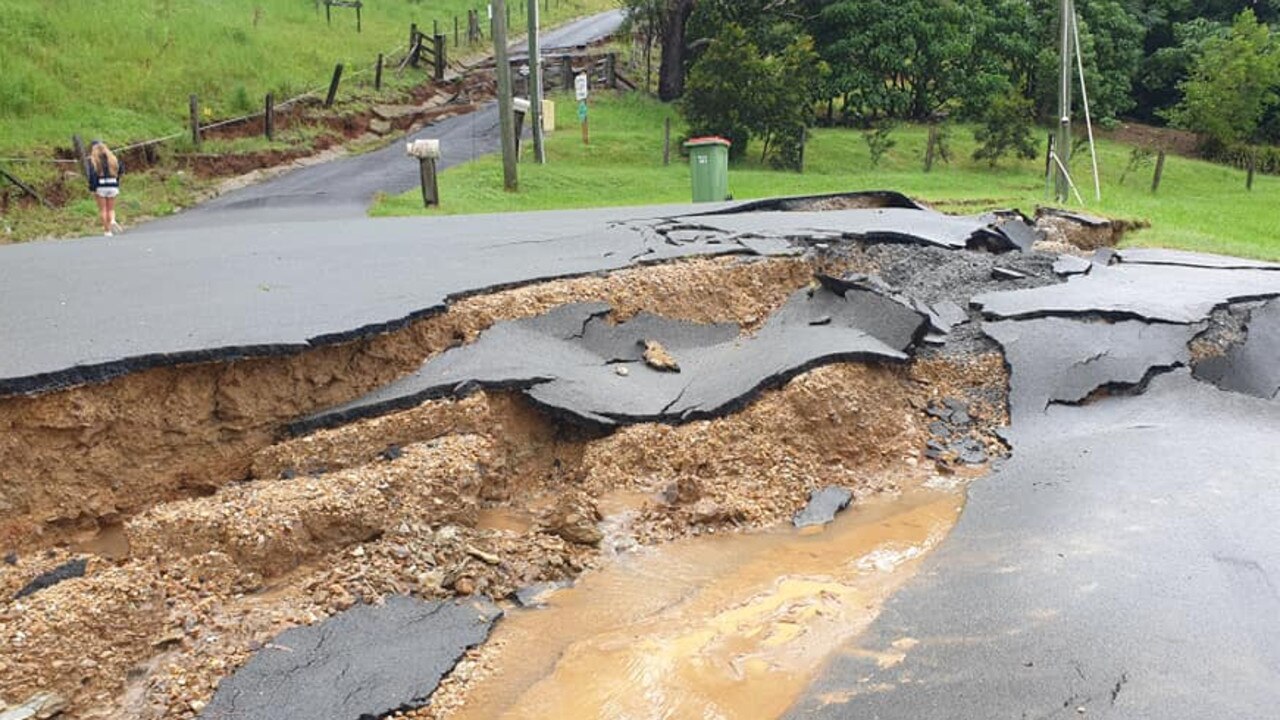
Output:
[{"xmin": 0, "ymin": 255, "xmax": 833, "ymax": 551}]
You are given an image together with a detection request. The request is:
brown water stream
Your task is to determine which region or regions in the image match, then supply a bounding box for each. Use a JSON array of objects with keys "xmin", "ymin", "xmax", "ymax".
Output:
[{"xmin": 452, "ymin": 478, "xmax": 968, "ymax": 720}]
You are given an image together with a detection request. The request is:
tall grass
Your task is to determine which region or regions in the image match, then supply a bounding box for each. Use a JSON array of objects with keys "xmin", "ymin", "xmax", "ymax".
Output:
[{"xmin": 0, "ymin": 0, "xmax": 611, "ymax": 154}]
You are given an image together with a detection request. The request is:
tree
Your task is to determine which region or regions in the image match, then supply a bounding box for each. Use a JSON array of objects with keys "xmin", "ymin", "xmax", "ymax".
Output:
[
  {"xmin": 681, "ymin": 25, "xmax": 768, "ymax": 156},
  {"xmin": 972, "ymin": 91, "xmax": 1040, "ymax": 166},
  {"xmin": 1164, "ymin": 9, "xmax": 1280, "ymax": 146},
  {"xmin": 658, "ymin": 0, "xmax": 696, "ymax": 101},
  {"xmin": 681, "ymin": 24, "xmax": 824, "ymax": 168}
]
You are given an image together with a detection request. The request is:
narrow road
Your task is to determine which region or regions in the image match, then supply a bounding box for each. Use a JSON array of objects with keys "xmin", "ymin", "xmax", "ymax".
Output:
[{"xmin": 137, "ymin": 9, "xmax": 624, "ymax": 232}]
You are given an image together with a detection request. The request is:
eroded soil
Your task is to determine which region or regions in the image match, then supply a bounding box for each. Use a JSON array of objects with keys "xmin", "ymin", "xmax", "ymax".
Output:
[{"xmin": 0, "ymin": 242, "xmax": 1017, "ymax": 718}]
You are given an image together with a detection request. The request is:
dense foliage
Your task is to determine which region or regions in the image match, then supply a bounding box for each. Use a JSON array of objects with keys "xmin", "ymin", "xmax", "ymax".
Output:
[{"xmin": 650, "ymin": 0, "xmax": 1280, "ymax": 160}]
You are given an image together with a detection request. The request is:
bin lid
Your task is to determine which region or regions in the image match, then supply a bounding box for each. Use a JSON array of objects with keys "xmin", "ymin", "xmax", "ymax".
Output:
[{"xmin": 683, "ymin": 136, "xmax": 732, "ymax": 148}]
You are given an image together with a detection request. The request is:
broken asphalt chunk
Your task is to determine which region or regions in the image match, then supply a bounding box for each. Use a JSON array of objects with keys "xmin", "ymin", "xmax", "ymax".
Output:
[
  {"xmin": 974, "ymin": 264, "xmax": 1280, "ymax": 324},
  {"xmin": 1194, "ymin": 298, "xmax": 1280, "ymax": 401},
  {"xmin": 1052, "ymin": 255, "xmax": 1092, "ymax": 277},
  {"xmin": 983, "ymin": 318, "xmax": 1199, "ymax": 424},
  {"xmin": 793, "ymin": 487, "xmax": 854, "ymax": 528},
  {"xmin": 200, "ymin": 596, "xmax": 500, "ymax": 720},
  {"xmin": 296, "ymin": 283, "xmax": 926, "ymax": 432},
  {"xmin": 13, "ymin": 558, "xmax": 87, "ymax": 600}
]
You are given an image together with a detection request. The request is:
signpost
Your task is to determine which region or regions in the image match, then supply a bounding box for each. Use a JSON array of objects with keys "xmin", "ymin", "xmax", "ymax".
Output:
[{"xmin": 575, "ymin": 72, "xmax": 589, "ymax": 146}]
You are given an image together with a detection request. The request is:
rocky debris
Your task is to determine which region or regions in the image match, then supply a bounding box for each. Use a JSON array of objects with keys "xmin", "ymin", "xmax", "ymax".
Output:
[
  {"xmin": 300, "ymin": 282, "xmax": 927, "ymax": 430},
  {"xmin": 368, "ymin": 118, "xmax": 393, "ymax": 136},
  {"xmin": 0, "ymin": 692, "xmax": 67, "ymax": 720},
  {"xmin": 793, "ymin": 487, "xmax": 854, "ymax": 528},
  {"xmin": 372, "ymin": 104, "xmax": 423, "ymax": 122},
  {"xmin": 642, "ymin": 340, "xmax": 681, "ymax": 372},
  {"xmin": 922, "ymin": 397, "xmax": 989, "ymax": 465},
  {"xmin": 991, "ymin": 266, "xmax": 1028, "ymax": 281},
  {"xmin": 1195, "ymin": 298, "xmax": 1280, "ymax": 400},
  {"xmin": 512, "ymin": 580, "xmax": 571, "ymax": 608},
  {"xmin": 1034, "ymin": 207, "xmax": 1122, "ymax": 250},
  {"xmin": 199, "ymin": 596, "xmax": 501, "ymax": 720},
  {"xmin": 659, "ymin": 476, "xmax": 703, "ymax": 506},
  {"xmin": 12, "ymin": 558, "xmax": 86, "ymax": 599},
  {"xmin": 543, "ymin": 491, "xmax": 604, "ymax": 546}
]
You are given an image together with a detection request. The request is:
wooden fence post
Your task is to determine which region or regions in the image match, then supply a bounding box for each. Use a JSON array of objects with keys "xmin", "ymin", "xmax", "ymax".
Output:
[
  {"xmin": 375, "ymin": 53, "xmax": 383, "ymax": 90},
  {"xmin": 189, "ymin": 95, "xmax": 201, "ymax": 148},
  {"xmin": 409, "ymin": 23, "xmax": 418, "ymax": 63},
  {"xmin": 1151, "ymin": 149, "xmax": 1166, "ymax": 194},
  {"xmin": 325, "ymin": 0, "xmax": 332, "ymax": 25},
  {"xmin": 356, "ymin": 3, "xmax": 362, "ymax": 32},
  {"xmin": 924, "ymin": 124, "xmax": 938, "ymax": 172},
  {"xmin": 72, "ymin": 135, "xmax": 90, "ymax": 182},
  {"xmin": 561, "ymin": 55, "xmax": 573, "ymax": 91},
  {"xmin": 605, "ymin": 53, "xmax": 617, "ymax": 89},
  {"xmin": 1247, "ymin": 149, "xmax": 1256, "ymax": 191},
  {"xmin": 663, "ymin": 117, "xmax": 671, "ymax": 166},
  {"xmin": 434, "ymin": 35, "xmax": 447, "ymax": 81},
  {"xmin": 264, "ymin": 93, "xmax": 275, "ymax": 140},
  {"xmin": 454, "ymin": 16, "xmax": 459, "ymax": 48},
  {"xmin": 325, "ymin": 63, "xmax": 344, "ymax": 107}
]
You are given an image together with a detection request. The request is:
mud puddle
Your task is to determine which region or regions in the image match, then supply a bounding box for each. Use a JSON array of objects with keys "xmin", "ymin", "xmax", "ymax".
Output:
[{"xmin": 451, "ymin": 479, "xmax": 968, "ymax": 720}]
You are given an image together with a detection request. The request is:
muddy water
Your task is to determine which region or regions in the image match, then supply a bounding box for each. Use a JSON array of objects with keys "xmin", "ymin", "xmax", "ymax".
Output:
[
  {"xmin": 453, "ymin": 481, "xmax": 966, "ymax": 720},
  {"xmin": 74, "ymin": 522, "xmax": 131, "ymax": 560}
]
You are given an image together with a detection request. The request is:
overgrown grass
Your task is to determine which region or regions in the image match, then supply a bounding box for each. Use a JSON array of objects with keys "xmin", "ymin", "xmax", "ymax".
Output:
[
  {"xmin": 374, "ymin": 92, "xmax": 1280, "ymax": 261},
  {"xmin": 0, "ymin": 0, "xmax": 612, "ymax": 154}
]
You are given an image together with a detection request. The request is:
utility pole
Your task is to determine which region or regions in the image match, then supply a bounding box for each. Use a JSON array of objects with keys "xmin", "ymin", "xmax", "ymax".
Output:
[
  {"xmin": 493, "ymin": 0, "xmax": 518, "ymax": 190},
  {"xmin": 1054, "ymin": 0, "xmax": 1074, "ymax": 202},
  {"xmin": 527, "ymin": 0, "xmax": 546, "ymax": 163}
]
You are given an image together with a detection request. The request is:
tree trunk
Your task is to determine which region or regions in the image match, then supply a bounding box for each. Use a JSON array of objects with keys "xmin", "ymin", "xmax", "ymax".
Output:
[{"xmin": 657, "ymin": 0, "xmax": 694, "ymax": 101}]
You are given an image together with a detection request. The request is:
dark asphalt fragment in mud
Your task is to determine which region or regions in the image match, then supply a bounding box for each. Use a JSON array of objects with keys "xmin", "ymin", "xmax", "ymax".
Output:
[
  {"xmin": 1195, "ymin": 298, "xmax": 1280, "ymax": 400},
  {"xmin": 296, "ymin": 283, "xmax": 928, "ymax": 431},
  {"xmin": 793, "ymin": 487, "xmax": 854, "ymax": 528},
  {"xmin": 12, "ymin": 558, "xmax": 87, "ymax": 599},
  {"xmin": 200, "ymin": 596, "xmax": 500, "ymax": 720}
]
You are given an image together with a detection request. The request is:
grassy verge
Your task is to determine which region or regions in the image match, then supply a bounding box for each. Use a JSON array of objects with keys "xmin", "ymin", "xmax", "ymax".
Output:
[
  {"xmin": 373, "ymin": 92, "xmax": 1280, "ymax": 261},
  {"xmin": 0, "ymin": 0, "xmax": 613, "ymax": 155}
]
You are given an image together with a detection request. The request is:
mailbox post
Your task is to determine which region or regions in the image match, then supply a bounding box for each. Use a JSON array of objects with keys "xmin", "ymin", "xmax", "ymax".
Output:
[
  {"xmin": 512, "ymin": 97, "xmax": 531, "ymax": 158},
  {"xmin": 406, "ymin": 139, "xmax": 442, "ymax": 207}
]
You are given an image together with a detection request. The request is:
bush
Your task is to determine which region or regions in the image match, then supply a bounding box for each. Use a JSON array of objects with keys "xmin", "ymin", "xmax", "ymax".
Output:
[
  {"xmin": 972, "ymin": 92, "xmax": 1039, "ymax": 167},
  {"xmin": 863, "ymin": 123, "xmax": 896, "ymax": 167}
]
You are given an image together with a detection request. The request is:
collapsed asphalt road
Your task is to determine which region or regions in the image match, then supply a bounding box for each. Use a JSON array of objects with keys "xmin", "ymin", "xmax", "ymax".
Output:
[
  {"xmin": 2, "ymin": 192, "xmax": 1279, "ymax": 719},
  {"xmin": 134, "ymin": 10, "xmax": 624, "ymax": 232}
]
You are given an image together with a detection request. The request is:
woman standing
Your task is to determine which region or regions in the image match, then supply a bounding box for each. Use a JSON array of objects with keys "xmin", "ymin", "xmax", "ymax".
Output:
[{"xmin": 87, "ymin": 141, "xmax": 124, "ymax": 236}]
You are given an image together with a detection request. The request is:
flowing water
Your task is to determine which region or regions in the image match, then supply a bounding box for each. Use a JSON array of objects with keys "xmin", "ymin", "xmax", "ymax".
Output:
[{"xmin": 452, "ymin": 479, "xmax": 969, "ymax": 720}]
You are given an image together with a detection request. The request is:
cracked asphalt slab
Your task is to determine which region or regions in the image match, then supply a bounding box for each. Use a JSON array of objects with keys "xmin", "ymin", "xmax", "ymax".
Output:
[
  {"xmin": 789, "ymin": 371, "xmax": 1280, "ymax": 719},
  {"xmin": 789, "ymin": 248, "xmax": 1280, "ymax": 719},
  {"xmin": 0, "ymin": 198, "xmax": 1024, "ymax": 397},
  {"xmin": 295, "ymin": 282, "xmax": 927, "ymax": 431}
]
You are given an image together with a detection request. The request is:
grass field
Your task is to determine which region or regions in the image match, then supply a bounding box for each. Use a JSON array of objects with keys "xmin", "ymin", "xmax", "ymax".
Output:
[
  {"xmin": 0, "ymin": 0, "xmax": 611, "ymax": 155},
  {"xmin": 374, "ymin": 92, "xmax": 1280, "ymax": 261}
]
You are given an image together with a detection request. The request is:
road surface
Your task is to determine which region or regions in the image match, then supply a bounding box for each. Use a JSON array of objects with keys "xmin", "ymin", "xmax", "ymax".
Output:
[{"xmin": 137, "ymin": 9, "xmax": 624, "ymax": 232}]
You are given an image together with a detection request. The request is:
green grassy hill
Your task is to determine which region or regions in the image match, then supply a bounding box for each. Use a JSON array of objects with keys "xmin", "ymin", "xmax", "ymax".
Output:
[
  {"xmin": 374, "ymin": 92, "xmax": 1280, "ymax": 261},
  {"xmin": 0, "ymin": 0, "xmax": 607, "ymax": 154}
]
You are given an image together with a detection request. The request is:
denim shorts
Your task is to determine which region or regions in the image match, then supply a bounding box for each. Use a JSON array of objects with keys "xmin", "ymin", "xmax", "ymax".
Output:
[{"xmin": 95, "ymin": 187, "xmax": 120, "ymax": 199}]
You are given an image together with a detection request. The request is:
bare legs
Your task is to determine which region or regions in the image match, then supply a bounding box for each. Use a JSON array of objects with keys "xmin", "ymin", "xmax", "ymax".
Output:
[
  {"xmin": 95, "ymin": 194, "xmax": 110, "ymax": 234},
  {"xmin": 94, "ymin": 194, "xmax": 121, "ymax": 235},
  {"xmin": 106, "ymin": 196, "xmax": 120, "ymax": 233}
]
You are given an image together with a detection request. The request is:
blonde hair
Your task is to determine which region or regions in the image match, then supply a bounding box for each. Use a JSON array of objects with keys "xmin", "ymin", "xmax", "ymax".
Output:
[{"xmin": 90, "ymin": 143, "xmax": 119, "ymax": 177}]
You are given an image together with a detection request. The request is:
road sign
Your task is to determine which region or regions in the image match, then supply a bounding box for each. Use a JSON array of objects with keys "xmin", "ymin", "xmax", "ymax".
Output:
[{"xmin": 575, "ymin": 73, "xmax": 589, "ymax": 101}]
